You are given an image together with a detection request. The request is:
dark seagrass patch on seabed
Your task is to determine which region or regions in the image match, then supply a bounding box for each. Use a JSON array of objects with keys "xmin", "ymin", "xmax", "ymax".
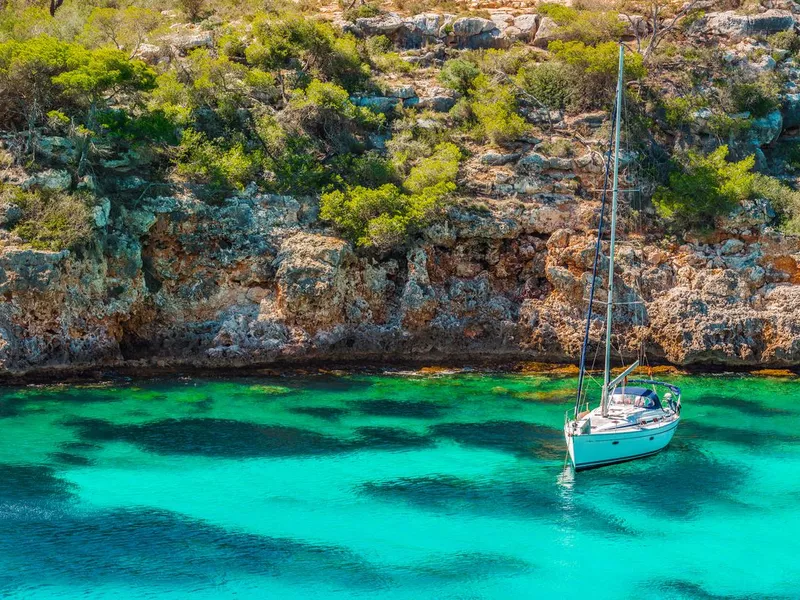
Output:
[
  {"xmin": 680, "ymin": 420, "xmax": 800, "ymax": 448},
  {"xmin": 696, "ymin": 394, "xmax": 794, "ymax": 417},
  {"xmin": 403, "ymin": 551, "xmax": 535, "ymax": 583},
  {"xmin": 575, "ymin": 446, "xmax": 748, "ymax": 518},
  {"xmin": 61, "ymin": 417, "xmax": 434, "ymax": 457},
  {"xmin": 47, "ymin": 452, "xmax": 94, "ymax": 466},
  {"xmin": 657, "ymin": 579, "xmax": 792, "ymax": 600},
  {"xmin": 0, "ymin": 507, "xmax": 390, "ymax": 592},
  {"xmin": 360, "ymin": 474, "xmax": 634, "ymax": 536},
  {"xmin": 352, "ymin": 399, "xmax": 447, "ymax": 419},
  {"xmin": 287, "ymin": 406, "xmax": 349, "ymax": 421},
  {"xmin": 429, "ymin": 421, "xmax": 564, "ymax": 460},
  {"xmin": 0, "ymin": 464, "xmax": 76, "ymax": 503}
]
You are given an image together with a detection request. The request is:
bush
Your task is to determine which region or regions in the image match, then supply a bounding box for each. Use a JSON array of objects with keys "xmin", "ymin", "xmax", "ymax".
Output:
[
  {"xmin": 720, "ymin": 75, "xmax": 780, "ymax": 118},
  {"xmin": 767, "ymin": 30, "xmax": 800, "ymax": 53},
  {"xmin": 82, "ymin": 7, "xmax": 163, "ymax": 54},
  {"xmin": 0, "ymin": 36, "xmax": 156, "ymax": 130},
  {"xmin": 471, "ymin": 81, "xmax": 528, "ymax": 145},
  {"xmin": 548, "ymin": 41, "xmax": 646, "ymax": 111},
  {"xmin": 538, "ymin": 3, "xmax": 626, "ymax": 46},
  {"xmin": 178, "ymin": 0, "xmax": 206, "ymax": 21},
  {"xmin": 176, "ymin": 129, "xmax": 262, "ymax": 190},
  {"xmin": 438, "ymin": 58, "xmax": 481, "ymax": 95},
  {"xmin": 516, "ymin": 61, "xmax": 574, "ymax": 110},
  {"xmin": 341, "ymin": 1, "xmax": 381, "ymax": 21},
  {"xmin": 663, "ymin": 96, "xmax": 694, "ymax": 127},
  {"xmin": 320, "ymin": 143, "xmax": 462, "ymax": 249},
  {"xmin": 751, "ymin": 173, "xmax": 800, "ymax": 234},
  {"xmin": 653, "ymin": 146, "xmax": 755, "ymax": 229},
  {"xmin": 403, "ymin": 142, "xmax": 461, "ymax": 193},
  {"xmin": 3, "ymin": 186, "xmax": 93, "ymax": 251},
  {"xmin": 246, "ymin": 13, "xmax": 369, "ymax": 91}
]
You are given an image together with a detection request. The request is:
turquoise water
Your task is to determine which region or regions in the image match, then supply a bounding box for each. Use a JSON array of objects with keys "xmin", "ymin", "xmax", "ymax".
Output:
[{"xmin": 1, "ymin": 371, "xmax": 799, "ymax": 599}]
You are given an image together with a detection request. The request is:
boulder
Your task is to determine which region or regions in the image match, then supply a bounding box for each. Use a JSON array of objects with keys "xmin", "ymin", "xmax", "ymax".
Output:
[
  {"xmin": 356, "ymin": 12, "xmax": 404, "ymax": 36},
  {"xmin": 93, "ymin": 198, "xmax": 111, "ymax": 228},
  {"xmin": 619, "ymin": 14, "xmax": 648, "ymax": 37},
  {"xmin": 386, "ymin": 85, "xmax": 416, "ymax": 99},
  {"xmin": 451, "ymin": 16, "xmax": 495, "ymax": 37},
  {"xmin": 750, "ymin": 109, "xmax": 783, "ymax": 146},
  {"xmin": 22, "ymin": 169, "xmax": 71, "ymax": 192},
  {"xmin": 782, "ymin": 93, "xmax": 800, "ymax": 128},
  {"xmin": 417, "ymin": 95, "xmax": 457, "ymax": 112},
  {"xmin": 513, "ymin": 13, "xmax": 539, "ymax": 40},
  {"xmin": 699, "ymin": 10, "xmax": 795, "ymax": 39},
  {"xmin": 403, "ymin": 13, "xmax": 449, "ymax": 38},
  {"xmin": 35, "ymin": 136, "xmax": 77, "ymax": 163},
  {"xmin": 166, "ymin": 30, "xmax": 213, "ymax": 53},
  {"xmin": 481, "ymin": 151, "xmax": 521, "ymax": 166},
  {"xmin": 721, "ymin": 238, "xmax": 745, "ymax": 255},
  {"xmin": 465, "ymin": 28, "xmax": 509, "ymax": 49},
  {"xmin": 134, "ymin": 43, "xmax": 164, "ymax": 64},
  {"xmin": 351, "ymin": 96, "xmax": 401, "ymax": 112},
  {"xmin": 0, "ymin": 202, "xmax": 22, "ymax": 228},
  {"xmin": 533, "ymin": 17, "xmax": 560, "ymax": 48}
]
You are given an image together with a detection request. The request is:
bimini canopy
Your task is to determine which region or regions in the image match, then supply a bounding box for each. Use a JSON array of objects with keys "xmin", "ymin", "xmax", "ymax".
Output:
[{"xmin": 610, "ymin": 386, "xmax": 662, "ymax": 410}]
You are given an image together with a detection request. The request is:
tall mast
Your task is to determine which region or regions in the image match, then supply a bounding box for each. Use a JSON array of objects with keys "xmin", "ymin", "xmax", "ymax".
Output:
[{"xmin": 601, "ymin": 45, "xmax": 625, "ymax": 418}]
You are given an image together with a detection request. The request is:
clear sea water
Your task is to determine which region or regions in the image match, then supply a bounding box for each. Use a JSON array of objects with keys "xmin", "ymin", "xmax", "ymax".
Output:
[{"xmin": 1, "ymin": 371, "xmax": 798, "ymax": 599}]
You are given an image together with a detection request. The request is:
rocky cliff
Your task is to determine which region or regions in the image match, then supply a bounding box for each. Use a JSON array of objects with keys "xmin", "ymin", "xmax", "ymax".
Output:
[
  {"xmin": 1, "ymin": 2, "xmax": 800, "ymax": 376},
  {"xmin": 1, "ymin": 176, "xmax": 798, "ymax": 375}
]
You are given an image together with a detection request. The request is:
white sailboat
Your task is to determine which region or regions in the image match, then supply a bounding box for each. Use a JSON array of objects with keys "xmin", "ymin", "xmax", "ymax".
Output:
[{"xmin": 563, "ymin": 46, "xmax": 682, "ymax": 470}]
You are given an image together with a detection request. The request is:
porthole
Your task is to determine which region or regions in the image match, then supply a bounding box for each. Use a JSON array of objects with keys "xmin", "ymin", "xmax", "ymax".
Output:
[
  {"xmin": 649, "ymin": 436, "xmax": 654, "ymax": 441},
  {"xmin": 612, "ymin": 441, "xmax": 619, "ymax": 445}
]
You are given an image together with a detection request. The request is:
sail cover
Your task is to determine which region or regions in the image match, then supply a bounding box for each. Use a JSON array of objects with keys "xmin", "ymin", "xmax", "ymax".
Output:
[{"xmin": 610, "ymin": 386, "xmax": 662, "ymax": 409}]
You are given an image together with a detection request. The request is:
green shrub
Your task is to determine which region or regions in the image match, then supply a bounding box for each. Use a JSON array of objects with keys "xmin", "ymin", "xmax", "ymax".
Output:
[
  {"xmin": 246, "ymin": 13, "xmax": 369, "ymax": 91},
  {"xmin": 471, "ymin": 80, "xmax": 528, "ymax": 145},
  {"xmin": 341, "ymin": 1, "xmax": 381, "ymax": 21},
  {"xmin": 403, "ymin": 142, "xmax": 461, "ymax": 194},
  {"xmin": 516, "ymin": 61, "xmax": 573, "ymax": 110},
  {"xmin": 662, "ymin": 95, "xmax": 706, "ymax": 128},
  {"xmin": 4, "ymin": 186, "xmax": 93, "ymax": 251},
  {"xmin": 720, "ymin": 75, "xmax": 781, "ymax": 118},
  {"xmin": 547, "ymin": 41, "xmax": 646, "ymax": 111},
  {"xmin": 176, "ymin": 129, "xmax": 261, "ymax": 190},
  {"xmin": 178, "ymin": 0, "xmax": 206, "ymax": 21},
  {"xmin": 653, "ymin": 146, "xmax": 755, "ymax": 228},
  {"xmin": 0, "ymin": 36, "xmax": 156, "ymax": 130},
  {"xmin": 320, "ymin": 142, "xmax": 462, "ymax": 249},
  {"xmin": 537, "ymin": 138, "xmax": 573, "ymax": 157},
  {"xmin": 438, "ymin": 58, "xmax": 481, "ymax": 95},
  {"xmin": 82, "ymin": 7, "xmax": 163, "ymax": 53},
  {"xmin": 751, "ymin": 173, "xmax": 800, "ymax": 234},
  {"xmin": 767, "ymin": 30, "xmax": 800, "ymax": 53},
  {"xmin": 538, "ymin": 3, "xmax": 626, "ymax": 45},
  {"xmin": 707, "ymin": 113, "xmax": 752, "ymax": 139}
]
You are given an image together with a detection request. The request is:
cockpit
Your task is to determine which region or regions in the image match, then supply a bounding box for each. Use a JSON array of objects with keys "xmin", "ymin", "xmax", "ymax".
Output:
[{"xmin": 609, "ymin": 386, "xmax": 662, "ymax": 410}]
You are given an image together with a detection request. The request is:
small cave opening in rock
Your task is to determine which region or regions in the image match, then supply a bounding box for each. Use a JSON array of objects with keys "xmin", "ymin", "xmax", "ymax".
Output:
[{"xmin": 142, "ymin": 255, "xmax": 163, "ymax": 294}]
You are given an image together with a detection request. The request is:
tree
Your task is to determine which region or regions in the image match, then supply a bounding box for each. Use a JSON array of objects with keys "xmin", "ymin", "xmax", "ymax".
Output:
[
  {"xmin": 617, "ymin": 0, "xmax": 701, "ymax": 61},
  {"xmin": 653, "ymin": 146, "xmax": 755, "ymax": 229},
  {"xmin": 83, "ymin": 7, "xmax": 163, "ymax": 57}
]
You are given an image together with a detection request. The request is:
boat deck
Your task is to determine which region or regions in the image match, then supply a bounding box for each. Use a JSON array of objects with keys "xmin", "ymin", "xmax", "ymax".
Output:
[{"xmin": 577, "ymin": 405, "xmax": 677, "ymax": 434}]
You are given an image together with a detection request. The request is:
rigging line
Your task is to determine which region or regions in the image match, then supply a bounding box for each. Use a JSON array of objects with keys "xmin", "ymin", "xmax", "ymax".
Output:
[{"xmin": 573, "ymin": 98, "xmax": 618, "ymax": 418}]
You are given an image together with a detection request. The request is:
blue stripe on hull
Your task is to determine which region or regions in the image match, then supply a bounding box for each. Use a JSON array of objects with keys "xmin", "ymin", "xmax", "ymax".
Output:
[{"xmin": 574, "ymin": 448, "xmax": 664, "ymax": 470}]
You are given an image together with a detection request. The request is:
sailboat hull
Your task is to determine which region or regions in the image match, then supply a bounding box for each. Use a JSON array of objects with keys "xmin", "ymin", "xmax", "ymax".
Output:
[{"xmin": 565, "ymin": 417, "xmax": 679, "ymax": 470}]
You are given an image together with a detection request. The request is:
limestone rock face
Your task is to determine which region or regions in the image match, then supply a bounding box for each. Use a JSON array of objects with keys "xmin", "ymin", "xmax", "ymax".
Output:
[
  {"xmin": 533, "ymin": 17, "xmax": 560, "ymax": 48},
  {"xmin": 698, "ymin": 10, "xmax": 795, "ymax": 39},
  {"xmin": 274, "ymin": 233, "xmax": 354, "ymax": 331},
  {"xmin": 0, "ymin": 185, "xmax": 798, "ymax": 373},
  {"xmin": 22, "ymin": 169, "xmax": 71, "ymax": 192}
]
